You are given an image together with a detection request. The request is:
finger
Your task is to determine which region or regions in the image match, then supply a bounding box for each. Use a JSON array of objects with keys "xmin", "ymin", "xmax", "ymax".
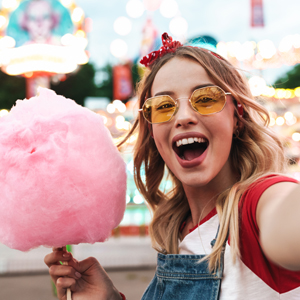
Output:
[
  {"xmin": 52, "ymin": 246, "xmax": 67, "ymax": 251},
  {"xmin": 56, "ymin": 277, "xmax": 77, "ymax": 299},
  {"xmin": 49, "ymin": 265, "xmax": 82, "ymax": 282},
  {"xmin": 75, "ymin": 256, "xmax": 100, "ymax": 274},
  {"xmin": 52, "ymin": 246, "xmax": 68, "ymax": 254},
  {"xmin": 44, "ymin": 249, "xmax": 73, "ymax": 267}
]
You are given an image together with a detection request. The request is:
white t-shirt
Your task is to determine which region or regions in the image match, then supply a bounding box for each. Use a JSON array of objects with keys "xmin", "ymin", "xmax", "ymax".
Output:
[{"xmin": 178, "ymin": 175, "xmax": 300, "ymax": 300}]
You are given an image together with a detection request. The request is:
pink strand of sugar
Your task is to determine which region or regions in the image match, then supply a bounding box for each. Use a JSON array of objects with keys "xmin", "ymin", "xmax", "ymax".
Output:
[{"xmin": 0, "ymin": 87, "xmax": 127, "ymax": 251}]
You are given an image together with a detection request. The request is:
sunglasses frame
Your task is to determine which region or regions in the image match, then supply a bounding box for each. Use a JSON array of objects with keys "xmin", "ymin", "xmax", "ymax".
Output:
[{"xmin": 139, "ymin": 86, "xmax": 231, "ymax": 124}]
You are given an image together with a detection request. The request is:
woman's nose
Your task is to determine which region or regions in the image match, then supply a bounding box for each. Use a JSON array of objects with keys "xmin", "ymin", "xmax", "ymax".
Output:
[{"xmin": 174, "ymin": 100, "xmax": 199, "ymax": 128}]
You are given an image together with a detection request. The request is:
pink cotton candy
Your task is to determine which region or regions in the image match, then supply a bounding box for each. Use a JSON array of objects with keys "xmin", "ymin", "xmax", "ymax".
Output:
[{"xmin": 0, "ymin": 88, "xmax": 127, "ymax": 251}]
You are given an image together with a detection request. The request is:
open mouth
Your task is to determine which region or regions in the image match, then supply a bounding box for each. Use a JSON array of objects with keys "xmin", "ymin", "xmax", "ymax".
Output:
[{"xmin": 173, "ymin": 138, "xmax": 209, "ymax": 161}]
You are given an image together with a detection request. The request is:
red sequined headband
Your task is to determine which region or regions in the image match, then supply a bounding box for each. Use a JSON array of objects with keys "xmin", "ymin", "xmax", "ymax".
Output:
[
  {"xmin": 140, "ymin": 32, "xmax": 244, "ymax": 118},
  {"xmin": 140, "ymin": 32, "xmax": 225, "ymax": 67},
  {"xmin": 140, "ymin": 32, "xmax": 182, "ymax": 67}
]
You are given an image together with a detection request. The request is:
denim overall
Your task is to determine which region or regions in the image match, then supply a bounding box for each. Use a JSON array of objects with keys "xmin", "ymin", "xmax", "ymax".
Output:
[{"xmin": 141, "ymin": 228, "xmax": 225, "ymax": 300}]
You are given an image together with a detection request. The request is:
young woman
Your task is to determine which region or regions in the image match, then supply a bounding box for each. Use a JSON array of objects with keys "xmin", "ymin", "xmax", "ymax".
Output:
[{"xmin": 44, "ymin": 33, "xmax": 300, "ymax": 300}]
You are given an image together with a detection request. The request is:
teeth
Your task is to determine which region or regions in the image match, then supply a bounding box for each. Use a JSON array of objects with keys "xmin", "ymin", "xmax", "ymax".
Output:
[
  {"xmin": 182, "ymin": 138, "xmax": 188, "ymax": 145},
  {"xmin": 176, "ymin": 137, "xmax": 207, "ymax": 147}
]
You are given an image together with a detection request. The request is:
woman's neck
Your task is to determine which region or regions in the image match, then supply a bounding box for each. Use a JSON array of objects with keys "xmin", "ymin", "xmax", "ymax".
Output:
[{"xmin": 183, "ymin": 168, "xmax": 239, "ymax": 229}]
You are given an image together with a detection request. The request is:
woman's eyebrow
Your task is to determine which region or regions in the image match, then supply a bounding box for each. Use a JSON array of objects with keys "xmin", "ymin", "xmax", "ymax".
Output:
[
  {"xmin": 191, "ymin": 83, "xmax": 214, "ymax": 92},
  {"xmin": 154, "ymin": 83, "xmax": 215, "ymax": 97},
  {"xmin": 154, "ymin": 91, "xmax": 174, "ymax": 97}
]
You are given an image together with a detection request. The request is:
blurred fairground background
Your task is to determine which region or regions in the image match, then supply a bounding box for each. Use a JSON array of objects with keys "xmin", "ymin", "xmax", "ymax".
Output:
[{"xmin": 0, "ymin": 0, "xmax": 300, "ymax": 298}]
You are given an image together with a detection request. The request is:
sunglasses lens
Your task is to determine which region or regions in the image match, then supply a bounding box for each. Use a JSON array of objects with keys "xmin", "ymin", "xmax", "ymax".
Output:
[
  {"xmin": 191, "ymin": 86, "xmax": 226, "ymax": 115},
  {"xmin": 142, "ymin": 96, "xmax": 176, "ymax": 124}
]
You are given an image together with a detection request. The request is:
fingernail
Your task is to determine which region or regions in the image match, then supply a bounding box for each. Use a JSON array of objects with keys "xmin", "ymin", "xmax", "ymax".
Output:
[
  {"xmin": 75, "ymin": 272, "xmax": 81, "ymax": 278},
  {"xmin": 62, "ymin": 252, "xmax": 70, "ymax": 257}
]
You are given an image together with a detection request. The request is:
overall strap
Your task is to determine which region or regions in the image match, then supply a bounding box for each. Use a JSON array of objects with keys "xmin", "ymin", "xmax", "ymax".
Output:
[{"xmin": 210, "ymin": 225, "xmax": 229, "ymax": 249}]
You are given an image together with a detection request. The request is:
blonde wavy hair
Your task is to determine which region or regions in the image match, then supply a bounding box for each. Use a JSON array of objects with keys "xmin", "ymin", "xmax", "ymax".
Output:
[{"xmin": 120, "ymin": 46, "xmax": 287, "ymax": 271}]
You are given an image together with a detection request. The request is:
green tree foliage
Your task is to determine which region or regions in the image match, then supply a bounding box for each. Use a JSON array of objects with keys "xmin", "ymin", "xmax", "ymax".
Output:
[
  {"xmin": 95, "ymin": 62, "xmax": 141, "ymax": 102},
  {"xmin": 275, "ymin": 64, "xmax": 300, "ymax": 89},
  {"xmin": 95, "ymin": 64, "xmax": 113, "ymax": 100},
  {"xmin": 51, "ymin": 62, "xmax": 97, "ymax": 106},
  {"xmin": 131, "ymin": 62, "xmax": 142, "ymax": 92},
  {"xmin": 0, "ymin": 70, "xmax": 26, "ymax": 109},
  {"xmin": 0, "ymin": 62, "xmax": 141, "ymax": 110}
]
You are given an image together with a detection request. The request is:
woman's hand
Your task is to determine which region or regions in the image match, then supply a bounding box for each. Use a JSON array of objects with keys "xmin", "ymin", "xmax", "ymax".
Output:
[{"xmin": 44, "ymin": 247, "xmax": 122, "ymax": 300}]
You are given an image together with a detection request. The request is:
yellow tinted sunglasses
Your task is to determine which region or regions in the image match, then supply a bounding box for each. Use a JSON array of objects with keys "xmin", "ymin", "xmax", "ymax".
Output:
[{"xmin": 139, "ymin": 86, "xmax": 231, "ymax": 124}]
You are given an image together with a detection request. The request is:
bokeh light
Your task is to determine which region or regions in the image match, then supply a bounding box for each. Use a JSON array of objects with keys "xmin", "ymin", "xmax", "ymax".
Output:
[
  {"xmin": 293, "ymin": 34, "xmax": 300, "ymax": 48},
  {"xmin": 284, "ymin": 111, "xmax": 294, "ymax": 121},
  {"xmin": 261, "ymin": 86, "xmax": 276, "ymax": 97},
  {"xmin": 116, "ymin": 115, "xmax": 125, "ymax": 124},
  {"xmin": 216, "ymin": 42, "xmax": 228, "ymax": 58},
  {"xmin": 285, "ymin": 89, "xmax": 294, "ymax": 98},
  {"xmin": 143, "ymin": 0, "xmax": 162, "ymax": 11},
  {"xmin": 275, "ymin": 116, "xmax": 285, "ymax": 126},
  {"xmin": 269, "ymin": 117, "xmax": 276, "ymax": 127},
  {"xmin": 75, "ymin": 30, "xmax": 86, "ymax": 38},
  {"xmin": 61, "ymin": 33, "xmax": 87, "ymax": 50},
  {"xmin": 292, "ymin": 132, "xmax": 300, "ymax": 142},
  {"xmin": 126, "ymin": 0, "xmax": 144, "ymax": 18},
  {"xmin": 114, "ymin": 17, "xmax": 132, "ymax": 36},
  {"xmin": 60, "ymin": 0, "xmax": 73, "ymax": 8},
  {"xmin": 257, "ymin": 40, "xmax": 276, "ymax": 59},
  {"xmin": 110, "ymin": 39, "xmax": 128, "ymax": 58},
  {"xmin": 116, "ymin": 122, "xmax": 124, "ymax": 130},
  {"xmin": 160, "ymin": 0, "xmax": 178, "ymax": 18},
  {"xmin": 169, "ymin": 16, "xmax": 188, "ymax": 36},
  {"xmin": 2, "ymin": 0, "xmax": 19, "ymax": 10},
  {"xmin": 286, "ymin": 116, "xmax": 297, "ymax": 126},
  {"xmin": 133, "ymin": 194, "xmax": 144, "ymax": 204},
  {"xmin": 279, "ymin": 35, "xmax": 294, "ymax": 52},
  {"xmin": 113, "ymin": 100, "xmax": 127, "ymax": 113},
  {"xmin": 217, "ymin": 41, "xmax": 257, "ymax": 61},
  {"xmin": 274, "ymin": 89, "xmax": 287, "ymax": 99},
  {"xmin": 248, "ymin": 76, "xmax": 266, "ymax": 96},
  {"xmin": 61, "ymin": 34, "xmax": 75, "ymax": 46},
  {"xmin": 238, "ymin": 41, "xmax": 255, "ymax": 60},
  {"xmin": 295, "ymin": 87, "xmax": 300, "ymax": 97},
  {"xmin": 255, "ymin": 53, "xmax": 263, "ymax": 61},
  {"xmin": 118, "ymin": 104, "xmax": 126, "ymax": 113},
  {"xmin": 72, "ymin": 7, "xmax": 84, "ymax": 23},
  {"xmin": 107, "ymin": 103, "xmax": 116, "ymax": 114},
  {"xmin": 0, "ymin": 15, "xmax": 7, "ymax": 29},
  {"xmin": 101, "ymin": 115, "xmax": 108, "ymax": 125},
  {"xmin": 0, "ymin": 109, "xmax": 9, "ymax": 117},
  {"xmin": 0, "ymin": 36, "xmax": 16, "ymax": 49},
  {"xmin": 123, "ymin": 121, "xmax": 131, "ymax": 130}
]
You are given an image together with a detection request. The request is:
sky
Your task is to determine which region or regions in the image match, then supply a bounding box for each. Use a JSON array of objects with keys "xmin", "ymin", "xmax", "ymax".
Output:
[
  {"xmin": 72, "ymin": 0, "xmax": 300, "ymax": 85},
  {"xmin": 2, "ymin": 0, "xmax": 300, "ymax": 84}
]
